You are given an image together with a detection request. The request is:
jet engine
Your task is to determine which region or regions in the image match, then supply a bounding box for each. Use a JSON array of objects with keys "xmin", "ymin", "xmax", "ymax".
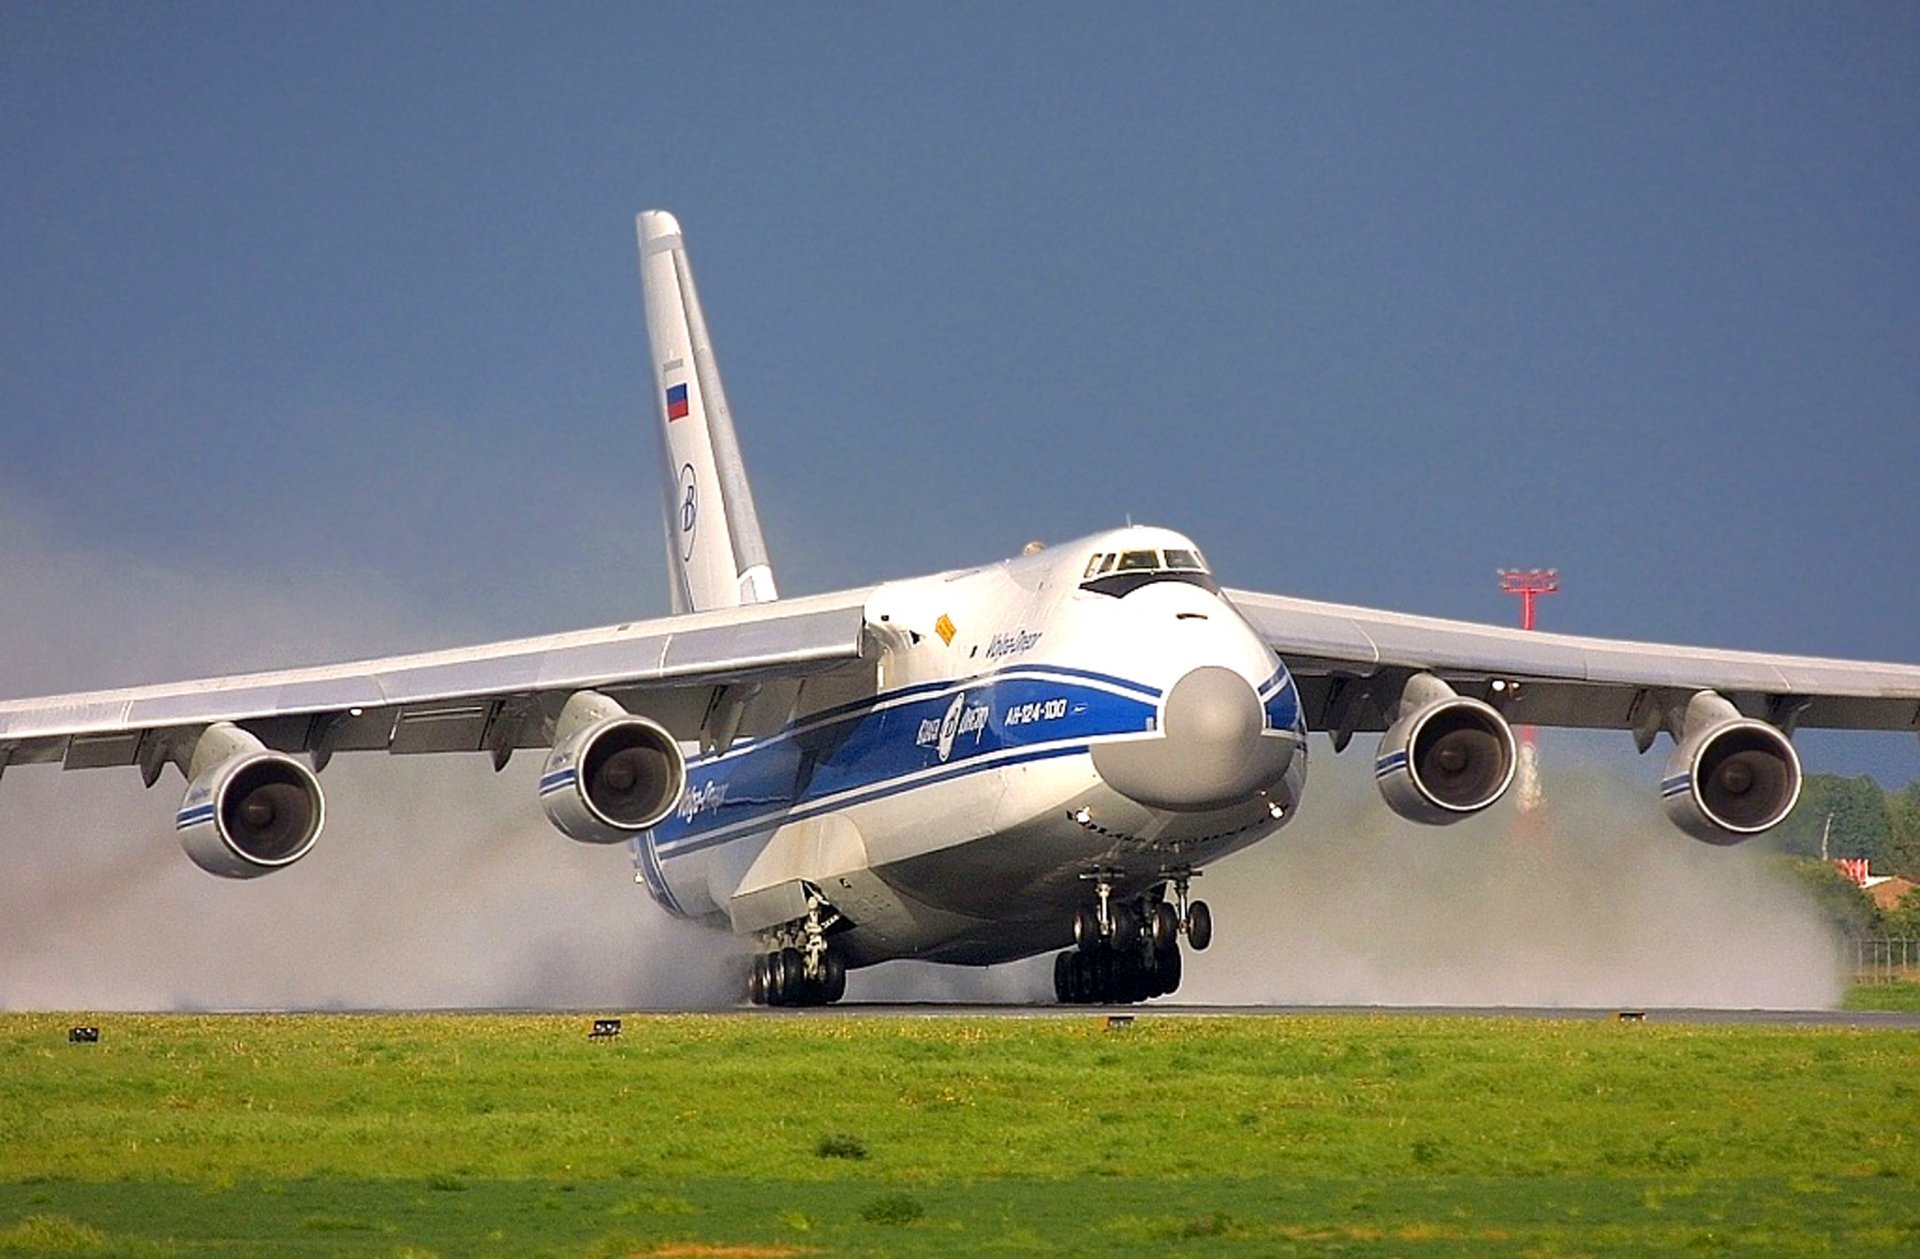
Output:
[
  {"xmin": 1375, "ymin": 674, "xmax": 1518, "ymax": 825},
  {"xmin": 540, "ymin": 690, "xmax": 686, "ymax": 843},
  {"xmin": 175, "ymin": 722, "xmax": 325, "ymax": 879},
  {"xmin": 1661, "ymin": 691, "xmax": 1801, "ymax": 844}
]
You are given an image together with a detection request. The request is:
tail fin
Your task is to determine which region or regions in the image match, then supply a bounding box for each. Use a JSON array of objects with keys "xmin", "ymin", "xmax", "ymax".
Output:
[{"xmin": 637, "ymin": 211, "xmax": 778, "ymax": 613}]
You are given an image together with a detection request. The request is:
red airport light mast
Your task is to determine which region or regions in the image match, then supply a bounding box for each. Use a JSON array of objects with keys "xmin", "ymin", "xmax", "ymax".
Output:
[
  {"xmin": 1497, "ymin": 569, "xmax": 1558, "ymax": 831},
  {"xmin": 1498, "ymin": 568, "xmax": 1559, "ymax": 632}
]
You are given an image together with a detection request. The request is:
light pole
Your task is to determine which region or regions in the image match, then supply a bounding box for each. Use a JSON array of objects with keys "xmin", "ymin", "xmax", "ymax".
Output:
[{"xmin": 1497, "ymin": 569, "xmax": 1559, "ymax": 826}]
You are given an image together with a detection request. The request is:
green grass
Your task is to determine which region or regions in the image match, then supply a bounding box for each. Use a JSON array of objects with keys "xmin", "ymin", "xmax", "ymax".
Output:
[
  {"xmin": 1844, "ymin": 980, "xmax": 1920, "ymax": 1011},
  {"xmin": 2, "ymin": 1012, "xmax": 1916, "ymax": 1255}
]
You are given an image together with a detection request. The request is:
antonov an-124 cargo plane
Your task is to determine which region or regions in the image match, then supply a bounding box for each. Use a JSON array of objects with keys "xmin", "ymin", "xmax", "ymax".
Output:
[{"xmin": 5, "ymin": 213, "xmax": 1918, "ymax": 1005}]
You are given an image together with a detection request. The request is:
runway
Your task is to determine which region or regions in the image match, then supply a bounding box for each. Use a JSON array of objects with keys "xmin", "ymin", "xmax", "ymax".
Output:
[
  {"xmin": 727, "ymin": 1002, "xmax": 1920, "ymax": 1029},
  {"xmin": 165, "ymin": 1003, "xmax": 1920, "ymax": 1028}
]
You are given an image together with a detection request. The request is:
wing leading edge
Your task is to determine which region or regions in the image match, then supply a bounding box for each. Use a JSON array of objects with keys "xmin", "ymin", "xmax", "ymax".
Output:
[
  {"xmin": 0, "ymin": 586, "xmax": 875, "ymax": 778},
  {"xmin": 1226, "ymin": 587, "xmax": 1920, "ymax": 741}
]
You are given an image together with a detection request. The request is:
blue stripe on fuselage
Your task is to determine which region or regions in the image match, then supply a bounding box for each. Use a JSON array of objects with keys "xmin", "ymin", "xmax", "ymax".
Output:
[
  {"xmin": 1256, "ymin": 663, "xmax": 1306, "ymax": 739},
  {"xmin": 632, "ymin": 829, "xmax": 686, "ymax": 916},
  {"xmin": 650, "ymin": 665, "xmax": 1162, "ymax": 861}
]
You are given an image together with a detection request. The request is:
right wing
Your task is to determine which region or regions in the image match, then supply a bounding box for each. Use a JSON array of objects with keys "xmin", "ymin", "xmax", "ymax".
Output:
[{"xmin": 0, "ymin": 585, "xmax": 875, "ymax": 781}]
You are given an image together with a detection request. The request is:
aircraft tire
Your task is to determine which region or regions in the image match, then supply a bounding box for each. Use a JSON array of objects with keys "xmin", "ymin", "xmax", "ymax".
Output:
[
  {"xmin": 1073, "ymin": 906, "xmax": 1101, "ymax": 950},
  {"xmin": 1071, "ymin": 950, "xmax": 1095, "ymax": 1003},
  {"xmin": 1110, "ymin": 904, "xmax": 1143, "ymax": 951},
  {"xmin": 1151, "ymin": 944, "xmax": 1181, "ymax": 996},
  {"xmin": 1187, "ymin": 901, "xmax": 1213, "ymax": 951},
  {"xmin": 822, "ymin": 951, "xmax": 847, "ymax": 1004},
  {"xmin": 1151, "ymin": 901, "xmax": 1181, "ymax": 952},
  {"xmin": 1093, "ymin": 951, "xmax": 1116, "ymax": 1002},
  {"xmin": 748, "ymin": 956, "xmax": 770, "ymax": 1005},
  {"xmin": 1053, "ymin": 951, "xmax": 1074, "ymax": 1002},
  {"xmin": 778, "ymin": 947, "xmax": 807, "ymax": 1005}
]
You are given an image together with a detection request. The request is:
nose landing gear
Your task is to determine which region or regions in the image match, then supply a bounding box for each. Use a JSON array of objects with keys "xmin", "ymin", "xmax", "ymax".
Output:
[{"xmin": 1055, "ymin": 869, "xmax": 1211, "ymax": 1004}]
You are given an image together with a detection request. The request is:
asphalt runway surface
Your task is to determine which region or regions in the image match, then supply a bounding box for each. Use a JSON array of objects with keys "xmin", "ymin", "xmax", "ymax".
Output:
[
  {"xmin": 748, "ymin": 1003, "xmax": 1920, "ymax": 1029},
  {"xmin": 275, "ymin": 1003, "xmax": 1920, "ymax": 1028}
]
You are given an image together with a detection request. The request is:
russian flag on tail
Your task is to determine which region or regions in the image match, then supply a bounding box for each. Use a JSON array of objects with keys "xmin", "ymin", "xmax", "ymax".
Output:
[{"xmin": 665, "ymin": 382, "xmax": 690, "ymax": 421}]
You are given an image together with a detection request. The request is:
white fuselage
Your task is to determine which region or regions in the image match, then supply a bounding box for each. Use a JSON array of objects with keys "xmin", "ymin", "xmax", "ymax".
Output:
[{"xmin": 635, "ymin": 525, "xmax": 1308, "ymax": 966}]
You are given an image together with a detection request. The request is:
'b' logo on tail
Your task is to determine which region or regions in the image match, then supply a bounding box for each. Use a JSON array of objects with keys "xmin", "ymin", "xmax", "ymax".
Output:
[{"xmin": 677, "ymin": 464, "xmax": 698, "ymax": 561}]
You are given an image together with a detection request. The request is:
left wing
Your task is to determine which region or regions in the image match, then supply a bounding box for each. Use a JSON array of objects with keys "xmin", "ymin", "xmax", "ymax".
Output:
[
  {"xmin": 1227, "ymin": 587, "xmax": 1920, "ymax": 738},
  {"xmin": 1226, "ymin": 586, "xmax": 1920, "ymax": 839}
]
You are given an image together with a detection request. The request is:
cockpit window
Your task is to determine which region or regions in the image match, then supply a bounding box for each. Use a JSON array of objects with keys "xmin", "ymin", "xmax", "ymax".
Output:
[{"xmin": 1077, "ymin": 543, "xmax": 1221, "ymax": 598}]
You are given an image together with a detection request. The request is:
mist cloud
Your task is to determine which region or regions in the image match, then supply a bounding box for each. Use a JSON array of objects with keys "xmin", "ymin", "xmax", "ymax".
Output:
[
  {"xmin": 0, "ymin": 498, "xmax": 734, "ymax": 1011},
  {"xmin": 1179, "ymin": 747, "xmax": 1845, "ymax": 1009},
  {"xmin": 0, "ymin": 498, "xmax": 1846, "ymax": 1011}
]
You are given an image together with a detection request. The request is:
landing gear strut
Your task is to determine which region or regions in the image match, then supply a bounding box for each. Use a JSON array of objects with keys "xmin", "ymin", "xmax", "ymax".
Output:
[
  {"xmin": 1165, "ymin": 866, "xmax": 1211, "ymax": 952},
  {"xmin": 1054, "ymin": 869, "xmax": 1210, "ymax": 1005}
]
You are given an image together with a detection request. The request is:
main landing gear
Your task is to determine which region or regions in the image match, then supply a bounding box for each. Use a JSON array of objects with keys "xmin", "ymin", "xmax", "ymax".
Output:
[
  {"xmin": 745, "ymin": 885, "xmax": 848, "ymax": 1007},
  {"xmin": 748, "ymin": 945, "xmax": 847, "ymax": 1006},
  {"xmin": 1054, "ymin": 868, "xmax": 1211, "ymax": 1005}
]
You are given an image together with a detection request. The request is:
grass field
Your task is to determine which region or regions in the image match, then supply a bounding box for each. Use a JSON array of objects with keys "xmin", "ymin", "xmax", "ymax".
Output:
[
  {"xmin": 2, "ymin": 1011, "xmax": 1916, "ymax": 1256},
  {"xmin": 1844, "ymin": 978, "xmax": 1920, "ymax": 1012}
]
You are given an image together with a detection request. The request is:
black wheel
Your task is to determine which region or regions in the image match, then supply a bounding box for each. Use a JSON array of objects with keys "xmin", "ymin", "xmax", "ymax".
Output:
[
  {"xmin": 1150, "ymin": 944, "xmax": 1182, "ymax": 996},
  {"xmin": 1073, "ymin": 905, "xmax": 1102, "ymax": 949},
  {"xmin": 784, "ymin": 947, "xmax": 812, "ymax": 1005},
  {"xmin": 747, "ymin": 956, "xmax": 769, "ymax": 1005},
  {"xmin": 822, "ymin": 951, "xmax": 847, "ymax": 1003},
  {"xmin": 1054, "ymin": 951, "xmax": 1074, "ymax": 1002},
  {"xmin": 1091, "ymin": 951, "xmax": 1115, "ymax": 1003},
  {"xmin": 1187, "ymin": 900, "xmax": 1213, "ymax": 951},
  {"xmin": 760, "ymin": 948, "xmax": 791, "ymax": 1005},
  {"xmin": 1126, "ymin": 953, "xmax": 1157, "ymax": 1003},
  {"xmin": 1067, "ymin": 951, "xmax": 1092, "ymax": 1003},
  {"xmin": 1110, "ymin": 904, "xmax": 1142, "ymax": 950},
  {"xmin": 1151, "ymin": 901, "xmax": 1181, "ymax": 951}
]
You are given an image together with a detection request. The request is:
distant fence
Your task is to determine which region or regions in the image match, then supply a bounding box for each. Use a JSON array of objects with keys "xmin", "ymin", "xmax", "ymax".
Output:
[{"xmin": 1852, "ymin": 938, "xmax": 1919, "ymax": 984}]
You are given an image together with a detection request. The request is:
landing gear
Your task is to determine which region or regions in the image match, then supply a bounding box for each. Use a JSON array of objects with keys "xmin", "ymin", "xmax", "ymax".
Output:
[
  {"xmin": 1054, "ymin": 869, "xmax": 1212, "ymax": 1005},
  {"xmin": 745, "ymin": 885, "xmax": 848, "ymax": 1007},
  {"xmin": 1163, "ymin": 866, "xmax": 1211, "ymax": 952},
  {"xmin": 1186, "ymin": 899, "xmax": 1213, "ymax": 951},
  {"xmin": 750, "ymin": 945, "xmax": 845, "ymax": 1006},
  {"xmin": 1053, "ymin": 932, "xmax": 1182, "ymax": 1004}
]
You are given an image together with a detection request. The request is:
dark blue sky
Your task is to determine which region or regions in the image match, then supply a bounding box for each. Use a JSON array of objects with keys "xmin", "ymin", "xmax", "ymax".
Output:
[{"xmin": 3, "ymin": 3, "xmax": 1916, "ymax": 783}]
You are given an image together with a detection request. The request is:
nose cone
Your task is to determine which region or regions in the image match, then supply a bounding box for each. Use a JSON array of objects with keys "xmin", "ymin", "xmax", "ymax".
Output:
[{"xmin": 1092, "ymin": 666, "xmax": 1293, "ymax": 812}]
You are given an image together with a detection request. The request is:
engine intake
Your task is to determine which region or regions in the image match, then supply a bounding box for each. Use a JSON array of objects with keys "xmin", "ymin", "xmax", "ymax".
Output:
[
  {"xmin": 1661, "ymin": 691, "xmax": 1801, "ymax": 844},
  {"xmin": 1375, "ymin": 674, "xmax": 1517, "ymax": 825},
  {"xmin": 540, "ymin": 690, "xmax": 686, "ymax": 843},
  {"xmin": 175, "ymin": 723, "xmax": 324, "ymax": 878}
]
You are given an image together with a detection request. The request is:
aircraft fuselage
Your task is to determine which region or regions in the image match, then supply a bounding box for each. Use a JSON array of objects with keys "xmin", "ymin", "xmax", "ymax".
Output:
[{"xmin": 638, "ymin": 524, "xmax": 1308, "ymax": 967}]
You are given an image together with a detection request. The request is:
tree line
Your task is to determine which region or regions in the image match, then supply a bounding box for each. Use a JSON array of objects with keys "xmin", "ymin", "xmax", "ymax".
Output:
[
  {"xmin": 1771, "ymin": 774, "xmax": 1920, "ymax": 880},
  {"xmin": 1771, "ymin": 774, "xmax": 1920, "ymax": 939}
]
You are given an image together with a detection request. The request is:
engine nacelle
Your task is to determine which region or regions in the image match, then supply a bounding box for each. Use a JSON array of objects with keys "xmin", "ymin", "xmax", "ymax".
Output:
[
  {"xmin": 1375, "ymin": 674, "xmax": 1518, "ymax": 825},
  {"xmin": 175, "ymin": 723, "xmax": 324, "ymax": 879},
  {"xmin": 1661, "ymin": 691, "xmax": 1801, "ymax": 845},
  {"xmin": 540, "ymin": 690, "xmax": 686, "ymax": 844}
]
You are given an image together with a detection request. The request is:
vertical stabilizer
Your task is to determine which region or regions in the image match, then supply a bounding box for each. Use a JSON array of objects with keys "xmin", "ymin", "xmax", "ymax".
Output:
[{"xmin": 637, "ymin": 211, "xmax": 778, "ymax": 612}]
